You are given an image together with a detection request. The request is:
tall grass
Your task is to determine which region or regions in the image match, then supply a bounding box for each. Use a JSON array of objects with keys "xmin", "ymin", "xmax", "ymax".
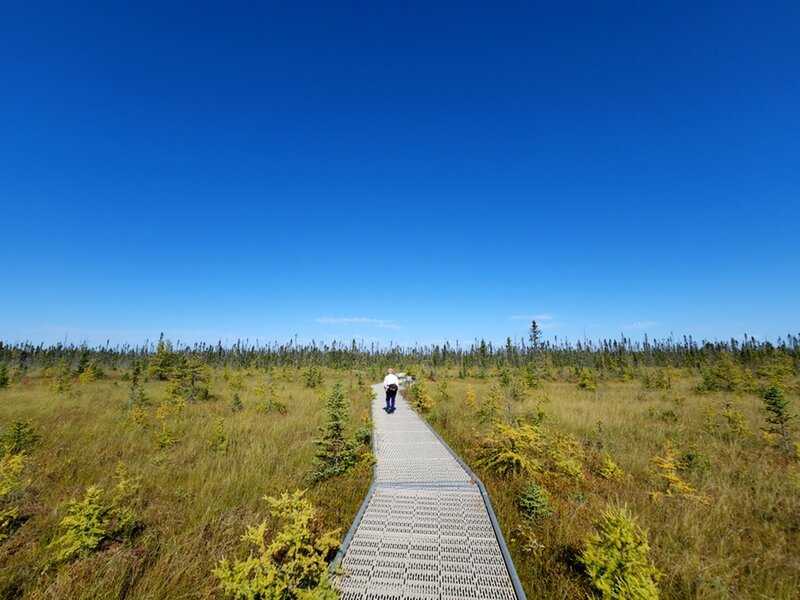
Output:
[
  {"xmin": 0, "ymin": 368, "xmax": 371, "ymax": 598},
  {"xmin": 426, "ymin": 371, "xmax": 800, "ymax": 598}
]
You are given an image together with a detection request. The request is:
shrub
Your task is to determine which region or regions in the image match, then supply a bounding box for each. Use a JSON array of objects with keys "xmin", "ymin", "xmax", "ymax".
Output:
[
  {"xmin": 0, "ymin": 453, "xmax": 26, "ymax": 541},
  {"xmin": 518, "ymin": 482, "xmax": 553, "ymax": 521},
  {"xmin": 254, "ymin": 381, "xmax": 287, "ymax": 414},
  {"xmin": 762, "ymin": 385, "xmax": 795, "ymax": 455},
  {"xmin": 475, "ymin": 385, "xmax": 504, "ymax": 424},
  {"xmin": 677, "ymin": 445, "xmax": 710, "ymax": 475},
  {"xmin": 225, "ymin": 368, "xmax": 245, "ymax": 392},
  {"xmin": 465, "ymin": 384, "xmax": 476, "ymax": 407},
  {"xmin": 166, "ymin": 357, "xmax": 213, "ymax": 403},
  {"xmin": 127, "ymin": 360, "xmax": 149, "ymax": 409},
  {"xmin": 408, "ymin": 380, "xmax": 434, "ymax": 413},
  {"xmin": 230, "ymin": 393, "xmax": 243, "ymax": 412},
  {"xmin": 543, "ymin": 430, "xmax": 585, "ymax": 481},
  {"xmin": 148, "ymin": 334, "xmax": 180, "ymax": 380},
  {"xmin": 577, "ymin": 368, "xmax": 598, "ymax": 391},
  {"xmin": 304, "ymin": 366, "xmax": 323, "ymax": 389},
  {"xmin": 213, "ymin": 490, "xmax": 339, "ymax": 600},
  {"xmin": 353, "ymin": 426, "xmax": 371, "ymax": 447},
  {"xmin": 579, "ymin": 505, "xmax": 660, "ymax": 599},
  {"xmin": 209, "ymin": 418, "xmax": 229, "ymax": 455},
  {"xmin": 1, "ymin": 420, "xmax": 39, "ymax": 455},
  {"xmin": 702, "ymin": 403, "xmax": 751, "ymax": 440},
  {"xmin": 49, "ymin": 358, "xmax": 73, "ymax": 393},
  {"xmin": 650, "ymin": 443, "xmax": 709, "ymax": 504},
  {"xmin": 156, "ymin": 423, "xmax": 180, "ymax": 450},
  {"xmin": 476, "ymin": 422, "xmax": 542, "ymax": 477},
  {"xmin": 47, "ymin": 467, "xmax": 139, "ymax": 566},
  {"xmin": 696, "ymin": 352, "xmax": 755, "ymax": 394},
  {"xmin": 642, "ymin": 368, "xmax": 672, "ymax": 390},
  {"xmin": 437, "ymin": 380, "xmax": 453, "ymax": 403},
  {"xmin": 0, "ymin": 364, "xmax": 9, "ymax": 389},
  {"xmin": 594, "ymin": 454, "xmax": 623, "ymax": 480}
]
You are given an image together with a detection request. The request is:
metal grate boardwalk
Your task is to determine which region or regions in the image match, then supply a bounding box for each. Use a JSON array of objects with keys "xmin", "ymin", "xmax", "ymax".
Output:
[{"xmin": 334, "ymin": 384, "xmax": 525, "ymax": 600}]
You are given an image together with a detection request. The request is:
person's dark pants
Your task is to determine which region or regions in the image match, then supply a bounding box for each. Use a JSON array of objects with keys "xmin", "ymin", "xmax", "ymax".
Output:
[{"xmin": 385, "ymin": 388, "xmax": 397, "ymax": 411}]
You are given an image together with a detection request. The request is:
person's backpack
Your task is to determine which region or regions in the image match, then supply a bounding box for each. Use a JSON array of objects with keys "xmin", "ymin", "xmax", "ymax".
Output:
[{"xmin": 387, "ymin": 383, "xmax": 398, "ymax": 393}]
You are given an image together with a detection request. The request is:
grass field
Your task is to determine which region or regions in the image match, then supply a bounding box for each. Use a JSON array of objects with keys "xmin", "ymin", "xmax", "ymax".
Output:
[
  {"xmin": 0, "ymin": 367, "xmax": 372, "ymax": 599},
  {"xmin": 1, "ymin": 352, "xmax": 798, "ymax": 599},
  {"xmin": 422, "ymin": 371, "xmax": 800, "ymax": 599}
]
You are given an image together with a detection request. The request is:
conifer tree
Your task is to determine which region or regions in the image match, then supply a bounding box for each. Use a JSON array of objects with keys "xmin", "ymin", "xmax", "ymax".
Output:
[
  {"xmin": 310, "ymin": 381, "xmax": 357, "ymax": 483},
  {"xmin": 580, "ymin": 506, "xmax": 660, "ymax": 599},
  {"xmin": 75, "ymin": 346, "xmax": 90, "ymax": 376},
  {"xmin": 762, "ymin": 385, "xmax": 796, "ymax": 455},
  {"xmin": 148, "ymin": 333, "xmax": 179, "ymax": 380}
]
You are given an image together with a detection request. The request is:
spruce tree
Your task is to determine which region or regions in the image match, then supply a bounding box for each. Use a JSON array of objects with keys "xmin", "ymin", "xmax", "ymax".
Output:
[
  {"xmin": 762, "ymin": 385, "xmax": 795, "ymax": 455},
  {"xmin": 310, "ymin": 381, "xmax": 357, "ymax": 482}
]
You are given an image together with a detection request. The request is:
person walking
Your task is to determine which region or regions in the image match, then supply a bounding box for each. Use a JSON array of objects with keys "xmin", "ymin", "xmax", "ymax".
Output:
[{"xmin": 383, "ymin": 368, "xmax": 400, "ymax": 413}]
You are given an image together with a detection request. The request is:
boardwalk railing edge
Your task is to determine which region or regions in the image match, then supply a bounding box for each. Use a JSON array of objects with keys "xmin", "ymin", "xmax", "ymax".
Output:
[
  {"xmin": 413, "ymin": 397, "xmax": 529, "ymax": 600},
  {"xmin": 329, "ymin": 385, "xmax": 381, "ymax": 573},
  {"xmin": 330, "ymin": 385, "xmax": 528, "ymax": 600}
]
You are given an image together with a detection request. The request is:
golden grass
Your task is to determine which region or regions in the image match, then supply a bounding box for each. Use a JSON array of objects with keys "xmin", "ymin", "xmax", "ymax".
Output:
[
  {"xmin": 0, "ymin": 369, "xmax": 372, "ymax": 599},
  {"xmin": 428, "ymin": 371, "xmax": 800, "ymax": 599}
]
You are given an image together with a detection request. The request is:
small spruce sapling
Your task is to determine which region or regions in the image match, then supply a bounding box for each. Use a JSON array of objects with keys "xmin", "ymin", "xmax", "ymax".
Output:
[
  {"xmin": 214, "ymin": 490, "xmax": 339, "ymax": 599},
  {"xmin": 310, "ymin": 381, "xmax": 358, "ymax": 483},
  {"xmin": 762, "ymin": 385, "xmax": 796, "ymax": 456},
  {"xmin": 127, "ymin": 360, "xmax": 149, "ymax": 410},
  {"xmin": 0, "ymin": 452, "xmax": 26, "ymax": 541},
  {"xmin": 579, "ymin": 505, "xmax": 660, "ymax": 599},
  {"xmin": 518, "ymin": 482, "xmax": 554, "ymax": 521},
  {"xmin": 209, "ymin": 418, "xmax": 229, "ymax": 455},
  {"xmin": 0, "ymin": 364, "xmax": 9, "ymax": 389},
  {"xmin": 1, "ymin": 420, "xmax": 39, "ymax": 455},
  {"xmin": 46, "ymin": 465, "xmax": 139, "ymax": 566}
]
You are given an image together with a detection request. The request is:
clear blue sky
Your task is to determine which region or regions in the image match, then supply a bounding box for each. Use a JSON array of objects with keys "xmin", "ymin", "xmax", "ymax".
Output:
[{"xmin": 2, "ymin": 1, "xmax": 798, "ymax": 348}]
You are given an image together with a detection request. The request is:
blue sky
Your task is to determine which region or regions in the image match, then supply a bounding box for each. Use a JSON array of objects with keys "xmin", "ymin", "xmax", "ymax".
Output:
[{"xmin": 2, "ymin": 1, "xmax": 798, "ymax": 348}]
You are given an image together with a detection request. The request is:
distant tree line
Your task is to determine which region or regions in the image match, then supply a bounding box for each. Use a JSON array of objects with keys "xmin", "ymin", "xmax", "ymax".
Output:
[{"xmin": 1, "ymin": 323, "xmax": 798, "ymax": 376}]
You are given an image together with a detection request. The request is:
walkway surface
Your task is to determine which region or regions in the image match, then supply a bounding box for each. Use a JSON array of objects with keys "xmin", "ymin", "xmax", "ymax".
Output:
[{"xmin": 335, "ymin": 384, "xmax": 523, "ymax": 600}]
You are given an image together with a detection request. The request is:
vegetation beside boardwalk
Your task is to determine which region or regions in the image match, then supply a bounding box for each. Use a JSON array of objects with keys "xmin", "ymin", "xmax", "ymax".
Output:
[{"xmin": 0, "ymin": 328, "xmax": 798, "ymax": 598}]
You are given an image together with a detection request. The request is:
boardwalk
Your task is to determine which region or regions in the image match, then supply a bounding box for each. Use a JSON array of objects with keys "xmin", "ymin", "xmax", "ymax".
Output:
[{"xmin": 334, "ymin": 384, "xmax": 525, "ymax": 600}]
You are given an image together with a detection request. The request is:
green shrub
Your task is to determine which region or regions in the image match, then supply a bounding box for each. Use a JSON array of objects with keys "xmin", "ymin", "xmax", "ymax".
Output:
[
  {"xmin": 0, "ymin": 364, "xmax": 8, "ymax": 389},
  {"xmin": 165, "ymin": 357, "xmax": 213, "ymax": 403},
  {"xmin": 209, "ymin": 418, "xmax": 229, "ymax": 455},
  {"xmin": 579, "ymin": 505, "xmax": 660, "ymax": 599},
  {"xmin": 304, "ymin": 366, "xmax": 323, "ymax": 389},
  {"xmin": 353, "ymin": 426, "xmax": 371, "ymax": 447},
  {"xmin": 254, "ymin": 381, "xmax": 287, "ymax": 414},
  {"xmin": 127, "ymin": 360, "xmax": 149, "ymax": 409},
  {"xmin": 578, "ymin": 368, "xmax": 598, "ymax": 391},
  {"xmin": 214, "ymin": 490, "xmax": 339, "ymax": 600},
  {"xmin": 677, "ymin": 445, "xmax": 710, "ymax": 475},
  {"xmin": 47, "ymin": 468, "xmax": 139, "ymax": 566},
  {"xmin": 230, "ymin": 393, "xmax": 243, "ymax": 412},
  {"xmin": 408, "ymin": 380, "xmax": 434, "ymax": 413},
  {"xmin": 156, "ymin": 423, "xmax": 180, "ymax": 450},
  {"xmin": 476, "ymin": 422, "xmax": 542, "ymax": 477},
  {"xmin": 0, "ymin": 453, "xmax": 26, "ymax": 541},
  {"xmin": 696, "ymin": 352, "xmax": 755, "ymax": 394},
  {"xmin": 518, "ymin": 482, "xmax": 553, "ymax": 521},
  {"xmin": 594, "ymin": 454, "xmax": 624, "ymax": 480},
  {"xmin": 1, "ymin": 420, "xmax": 39, "ymax": 455},
  {"xmin": 475, "ymin": 385, "xmax": 504, "ymax": 424},
  {"xmin": 762, "ymin": 385, "xmax": 795, "ymax": 455}
]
